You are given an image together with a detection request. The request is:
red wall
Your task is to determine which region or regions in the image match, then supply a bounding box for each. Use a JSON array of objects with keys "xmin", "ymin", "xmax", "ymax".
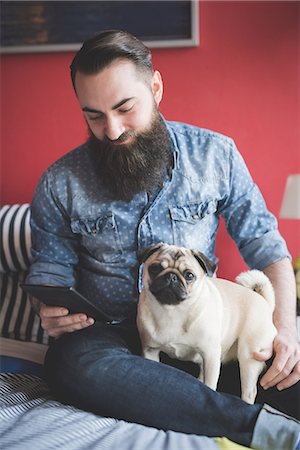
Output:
[{"xmin": 1, "ymin": 1, "xmax": 299, "ymax": 279}]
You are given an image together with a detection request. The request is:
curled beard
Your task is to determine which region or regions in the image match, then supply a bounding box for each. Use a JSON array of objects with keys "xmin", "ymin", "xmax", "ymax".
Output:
[{"xmin": 88, "ymin": 113, "xmax": 173, "ymax": 201}]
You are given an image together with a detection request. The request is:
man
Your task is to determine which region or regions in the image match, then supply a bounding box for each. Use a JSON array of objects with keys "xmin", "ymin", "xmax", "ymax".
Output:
[{"xmin": 27, "ymin": 30, "xmax": 300, "ymax": 449}]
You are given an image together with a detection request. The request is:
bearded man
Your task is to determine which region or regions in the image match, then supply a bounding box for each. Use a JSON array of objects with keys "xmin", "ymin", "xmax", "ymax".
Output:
[{"xmin": 27, "ymin": 30, "xmax": 300, "ymax": 450}]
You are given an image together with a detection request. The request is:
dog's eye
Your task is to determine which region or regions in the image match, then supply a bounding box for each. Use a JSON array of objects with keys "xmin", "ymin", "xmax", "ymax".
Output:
[
  {"xmin": 149, "ymin": 264, "xmax": 163, "ymax": 278},
  {"xmin": 184, "ymin": 271, "xmax": 195, "ymax": 282}
]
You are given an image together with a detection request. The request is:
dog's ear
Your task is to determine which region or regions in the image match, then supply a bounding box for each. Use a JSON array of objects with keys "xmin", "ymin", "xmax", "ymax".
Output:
[
  {"xmin": 191, "ymin": 250, "xmax": 216, "ymax": 277},
  {"xmin": 137, "ymin": 243, "xmax": 165, "ymax": 264}
]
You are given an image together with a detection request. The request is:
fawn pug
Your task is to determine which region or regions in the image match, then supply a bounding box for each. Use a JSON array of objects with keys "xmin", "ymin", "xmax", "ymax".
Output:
[{"xmin": 137, "ymin": 243, "xmax": 276, "ymax": 403}]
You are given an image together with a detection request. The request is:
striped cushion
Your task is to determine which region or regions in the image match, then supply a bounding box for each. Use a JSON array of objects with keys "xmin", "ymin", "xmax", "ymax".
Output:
[
  {"xmin": 0, "ymin": 271, "xmax": 49, "ymax": 344},
  {"xmin": 0, "ymin": 204, "xmax": 49, "ymax": 344},
  {"xmin": 0, "ymin": 204, "xmax": 32, "ymax": 272}
]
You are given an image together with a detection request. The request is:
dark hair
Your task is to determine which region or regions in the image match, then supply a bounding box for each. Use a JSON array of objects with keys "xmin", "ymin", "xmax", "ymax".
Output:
[{"xmin": 70, "ymin": 30, "xmax": 153, "ymax": 91}]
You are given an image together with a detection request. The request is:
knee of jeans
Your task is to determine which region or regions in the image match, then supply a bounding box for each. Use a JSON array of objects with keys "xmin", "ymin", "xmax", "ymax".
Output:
[
  {"xmin": 44, "ymin": 328, "xmax": 127, "ymax": 387},
  {"xmin": 47, "ymin": 330, "xmax": 95, "ymax": 366}
]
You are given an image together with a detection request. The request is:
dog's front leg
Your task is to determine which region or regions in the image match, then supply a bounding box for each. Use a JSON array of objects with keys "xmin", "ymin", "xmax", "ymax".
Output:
[
  {"xmin": 239, "ymin": 356, "xmax": 266, "ymax": 404},
  {"xmin": 202, "ymin": 351, "xmax": 221, "ymax": 391},
  {"xmin": 197, "ymin": 360, "xmax": 204, "ymax": 383},
  {"xmin": 143, "ymin": 347, "xmax": 160, "ymax": 362}
]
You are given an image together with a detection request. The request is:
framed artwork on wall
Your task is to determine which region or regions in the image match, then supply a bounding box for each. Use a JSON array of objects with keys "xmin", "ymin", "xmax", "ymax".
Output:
[{"xmin": 0, "ymin": 0, "xmax": 199, "ymax": 54}]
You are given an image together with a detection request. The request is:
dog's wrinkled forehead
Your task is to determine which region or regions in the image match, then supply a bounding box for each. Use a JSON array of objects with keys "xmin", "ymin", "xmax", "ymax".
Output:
[
  {"xmin": 155, "ymin": 247, "xmax": 192, "ymax": 270},
  {"xmin": 141, "ymin": 244, "xmax": 198, "ymax": 272},
  {"xmin": 138, "ymin": 243, "xmax": 216, "ymax": 277}
]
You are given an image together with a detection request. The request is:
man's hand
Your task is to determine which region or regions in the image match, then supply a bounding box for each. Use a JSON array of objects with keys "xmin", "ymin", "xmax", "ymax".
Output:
[
  {"xmin": 40, "ymin": 306, "xmax": 95, "ymax": 338},
  {"xmin": 256, "ymin": 257, "xmax": 300, "ymax": 391},
  {"xmin": 254, "ymin": 329, "xmax": 300, "ymax": 390},
  {"xmin": 30, "ymin": 296, "xmax": 94, "ymax": 338}
]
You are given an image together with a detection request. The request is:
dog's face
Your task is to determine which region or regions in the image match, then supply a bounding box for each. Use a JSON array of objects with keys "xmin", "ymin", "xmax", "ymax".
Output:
[{"xmin": 139, "ymin": 243, "xmax": 216, "ymax": 305}]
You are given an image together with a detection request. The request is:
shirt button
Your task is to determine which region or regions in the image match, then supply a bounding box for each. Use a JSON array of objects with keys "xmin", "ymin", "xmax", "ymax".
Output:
[{"xmin": 192, "ymin": 214, "xmax": 200, "ymax": 220}]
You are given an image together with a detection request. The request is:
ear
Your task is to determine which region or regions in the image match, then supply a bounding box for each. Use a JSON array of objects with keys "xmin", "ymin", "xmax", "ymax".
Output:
[
  {"xmin": 151, "ymin": 70, "xmax": 163, "ymax": 107},
  {"xmin": 137, "ymin": 243, "xmax": 164, "ymax": 264},
  {"xmin": 191, "ymin": 250, "xmax": 217, "ymax": 277}
]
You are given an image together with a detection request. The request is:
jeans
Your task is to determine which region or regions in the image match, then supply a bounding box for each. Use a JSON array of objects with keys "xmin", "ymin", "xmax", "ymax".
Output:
[{"xmin": 44, "ymin": 320, "xmax": 300, "ymax": 449}]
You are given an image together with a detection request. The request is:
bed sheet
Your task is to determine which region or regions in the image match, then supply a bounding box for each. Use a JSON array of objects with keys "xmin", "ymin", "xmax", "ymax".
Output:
[
  {"xmin": 0, "ymin": 339, "xmax": 251, "ymax": 450},
  {"xmin": 0, "ymin": 373, "xmax": 233, "ymax": 450}
]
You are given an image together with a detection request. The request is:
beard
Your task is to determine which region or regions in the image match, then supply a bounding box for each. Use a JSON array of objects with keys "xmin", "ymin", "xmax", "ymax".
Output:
[{"xmin": 87, "ymin": 111, "xmax": 173, "ymax": 201}]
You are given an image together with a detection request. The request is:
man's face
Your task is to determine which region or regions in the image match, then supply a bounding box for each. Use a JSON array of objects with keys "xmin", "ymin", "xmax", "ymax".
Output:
[
  {"xmin": 74, "ymin": 59, "xmax": 163, "ymax": 144},
  {"xmin": 73, "ymin": 59, "xmax": 171, "ymax": 202}
]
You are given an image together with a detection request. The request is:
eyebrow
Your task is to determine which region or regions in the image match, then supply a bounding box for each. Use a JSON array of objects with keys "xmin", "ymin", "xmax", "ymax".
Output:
[{"xmin": 82, "ymin": 97, "xmax": 135, "ymax": 114}]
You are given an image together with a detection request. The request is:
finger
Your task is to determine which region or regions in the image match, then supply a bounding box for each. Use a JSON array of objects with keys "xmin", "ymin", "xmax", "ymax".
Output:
[
  {"xmin": 260, "ymin": 354, "xmax": 296, "ymax": 389},
  {"xmin": 260, "ymin": 353, "xmax": 289, "ymax": 388},
  {"xmin": 41, "ymin": 313, "xmax": 89, "ymax": 331},
  {"xmin": 277, "ymin": 362, "xmax": 300, "ymax": 390},
  {"xmin": 260, "ymin": 369, "xmax": 284, "ymax": 389},
  {"xmin": 47, "ymin": 318, "xmax": 95, "ymax": 339},
  {"xmin": 40, "ymin": 304, "xmax": 69, "ymax": 318},
  {"xmin": 253, "ymin": 349, "xmax": 272, "ymax": 362},
  {"xmin": 264, "ymin": 356, "xmax": 300, "ymax": 389}
]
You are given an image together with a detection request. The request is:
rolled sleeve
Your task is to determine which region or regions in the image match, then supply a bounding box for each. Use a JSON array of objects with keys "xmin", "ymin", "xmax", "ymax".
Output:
[
  {"xmin": 239, "ymin": 229, "xmax": 291, "ymax": 270},
  {"xmin": 26, "ymin": 171, "xmax": 79, "ymax": 287},
  {"xmin": 221, "ymin": 141, "xmax": 290, "ymax": 269}
]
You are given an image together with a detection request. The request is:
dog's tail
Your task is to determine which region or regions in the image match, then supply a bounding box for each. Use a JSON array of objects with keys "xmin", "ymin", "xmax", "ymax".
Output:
[{"xmin": 235, "ymin": 270, "xmax": 275, "ymax": 311}]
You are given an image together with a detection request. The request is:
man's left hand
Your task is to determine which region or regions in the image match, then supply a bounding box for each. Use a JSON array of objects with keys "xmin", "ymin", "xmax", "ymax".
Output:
[{"xmin": 254, "ymin": 329, "xmax": 300, "ymax": 390}]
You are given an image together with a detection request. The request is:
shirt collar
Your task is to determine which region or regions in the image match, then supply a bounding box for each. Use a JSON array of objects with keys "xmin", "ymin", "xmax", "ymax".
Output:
[{"xmin": 161, "ymin": 115, "xmax": 180, "ymax": 171}]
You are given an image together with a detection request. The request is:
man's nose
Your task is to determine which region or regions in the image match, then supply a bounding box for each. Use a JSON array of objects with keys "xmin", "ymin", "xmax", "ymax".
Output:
[{"xmin": 104, "ymin": 116, "xmax": 125, "ymax": 141}]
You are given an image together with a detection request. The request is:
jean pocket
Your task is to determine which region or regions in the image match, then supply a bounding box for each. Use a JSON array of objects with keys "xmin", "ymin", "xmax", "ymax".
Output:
[
  {"xmin": 169, "ymin": 200, "xmax": 217, "ymax": 248},
  {"xmin": 71, "ymin": 213, "xmax": 123, "ymax": 263}
]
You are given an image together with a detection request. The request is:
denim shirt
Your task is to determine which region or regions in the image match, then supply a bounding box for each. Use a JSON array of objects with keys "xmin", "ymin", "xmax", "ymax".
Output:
[{"xmin": 26, "ymin": 120, "xmax": 290, "ymax": 320}]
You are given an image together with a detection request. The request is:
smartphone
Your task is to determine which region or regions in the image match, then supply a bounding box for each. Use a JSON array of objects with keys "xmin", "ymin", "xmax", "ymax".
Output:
[{"xmin": 20, "ymin": 283, "xmax": 113, "ymax": 323}]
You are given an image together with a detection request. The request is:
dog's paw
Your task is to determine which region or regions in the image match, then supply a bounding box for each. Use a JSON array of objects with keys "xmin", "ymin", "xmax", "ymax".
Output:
[
  {"xmin": 241, "ymin": 388, "xmax": 257, "ymax": 404},
  {"xmin": 143, "ymin": 348, "xmax": 160, "ymax": 362}
]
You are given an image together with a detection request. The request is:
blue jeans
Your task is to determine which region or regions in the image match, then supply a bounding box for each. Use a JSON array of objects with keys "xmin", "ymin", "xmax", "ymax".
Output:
[{"xmin": 44, "ymin": 320, "xmax": 299, "ymax": 448}]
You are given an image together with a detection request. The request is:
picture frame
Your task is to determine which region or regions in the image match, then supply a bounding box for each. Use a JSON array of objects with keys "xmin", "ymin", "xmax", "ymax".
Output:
[{"xmin": 0, "ymin": 0, "xmax": 199, "ymax": 54}]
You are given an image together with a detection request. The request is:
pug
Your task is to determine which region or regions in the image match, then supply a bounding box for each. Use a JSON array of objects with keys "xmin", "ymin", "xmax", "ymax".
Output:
[{"xmin": 137, "ymin": 243, "xmax": 277, "ymax": 404}]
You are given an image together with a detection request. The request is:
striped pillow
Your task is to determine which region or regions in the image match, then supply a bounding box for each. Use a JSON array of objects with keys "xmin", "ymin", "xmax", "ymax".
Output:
[
  {"xmin": 0, "ymin": 204, "xmax": 33, "ymax": 272},
  {"xmin": 0, "ymin": 204, "xmax": 49, "ymax": 344},
  {"xmin": 0, "ymin": 271, "xmax": 49, "ymax": 344}
]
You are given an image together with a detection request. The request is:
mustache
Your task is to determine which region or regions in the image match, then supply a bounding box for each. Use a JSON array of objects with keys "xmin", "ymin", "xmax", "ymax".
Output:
[
  {"xmin": 87, "ymin": 112, "xmax": 172, "ymax": 201},
  {"xmin": 104, "ymin": 131, "xmax": 136, "ymax": 144}
]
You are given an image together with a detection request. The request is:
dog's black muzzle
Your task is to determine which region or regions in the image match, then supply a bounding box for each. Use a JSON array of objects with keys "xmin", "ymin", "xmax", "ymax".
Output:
[{"xmin": 150, "ymin": 272, "xmax": 188, "ymax": 305}]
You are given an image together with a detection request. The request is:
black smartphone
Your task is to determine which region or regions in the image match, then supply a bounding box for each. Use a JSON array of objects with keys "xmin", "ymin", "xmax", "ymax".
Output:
[{"xmin": 20, "ymin": 283, "xmax": 113, "ymax": 323}]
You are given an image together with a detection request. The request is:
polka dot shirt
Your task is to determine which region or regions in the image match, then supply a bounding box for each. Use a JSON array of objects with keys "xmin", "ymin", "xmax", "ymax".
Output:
[{"xmin": 26, "ymin": 121, "xmax": 290, "ymax": 320}]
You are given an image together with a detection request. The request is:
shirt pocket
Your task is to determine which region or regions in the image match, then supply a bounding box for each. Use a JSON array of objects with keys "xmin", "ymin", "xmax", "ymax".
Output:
[
  {"xmin": 70, "ymin": 212, "xmax": 123, "ymax": 263},
  {"xmin": 169, "ymin": 200, "xmax": 217, "ymax": 249}
]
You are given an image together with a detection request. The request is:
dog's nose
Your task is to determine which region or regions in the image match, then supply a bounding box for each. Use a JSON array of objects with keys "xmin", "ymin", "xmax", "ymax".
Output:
[{"xmin": 167, "ymin": 272, "xmax": 178, "ymax": 284}]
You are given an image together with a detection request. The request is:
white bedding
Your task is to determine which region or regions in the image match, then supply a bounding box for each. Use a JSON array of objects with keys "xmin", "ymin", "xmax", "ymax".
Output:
[{"xmin": 0, "ymin": 373, "xmax": 222, "ymax": 450}]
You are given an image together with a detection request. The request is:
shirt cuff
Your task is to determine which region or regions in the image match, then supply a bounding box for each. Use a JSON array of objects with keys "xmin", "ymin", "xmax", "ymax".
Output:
[
  {"xmin": 239, "ymin": 230, "xmax": 291, "ymax": 270},
  {"xmin": 26, "ymin": 262, "xmax": 75, "ymax": 287}
]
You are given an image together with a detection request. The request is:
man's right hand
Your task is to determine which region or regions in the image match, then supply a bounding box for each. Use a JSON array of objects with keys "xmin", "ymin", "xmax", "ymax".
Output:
[{"xmin": 31, "ymin": 297, "xmax": 94, "ymax": 338}]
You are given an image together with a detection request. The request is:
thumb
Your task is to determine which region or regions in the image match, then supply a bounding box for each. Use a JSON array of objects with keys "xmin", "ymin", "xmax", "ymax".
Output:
[{"xmin": 253, "ymin": 349, "xmax": 272, "ymax": 361}]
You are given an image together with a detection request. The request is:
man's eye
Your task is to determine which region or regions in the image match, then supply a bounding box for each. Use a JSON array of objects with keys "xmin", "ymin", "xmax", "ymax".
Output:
[
  {"xmin": 87, "ymin": 112, "xmax": 104, "ymax": 121},
  {"xmin": 119, "ymin": 106, "xmax": 133, "ymax": 114},
  {"xmin": 89, "ymin": 116, "xmax": 102, "ymax": 121}
]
